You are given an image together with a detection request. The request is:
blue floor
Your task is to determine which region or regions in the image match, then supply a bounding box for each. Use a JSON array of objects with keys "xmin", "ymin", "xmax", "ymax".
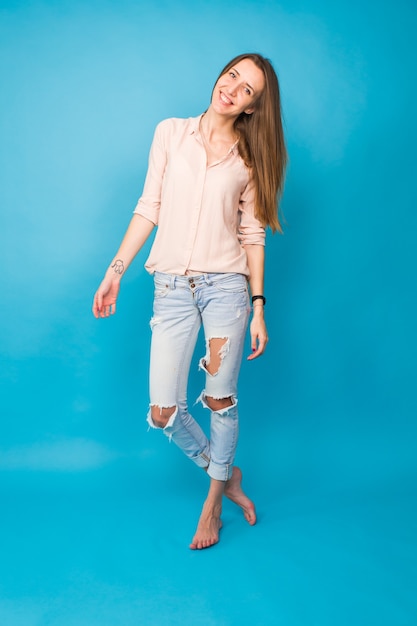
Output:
[
  {"xmin": 1, "ymin": 419, "xmax": 416, "ymax": 626},
  {"xmin": 2, "ymin": 0, "xmax": 417, "ymax": 623}
]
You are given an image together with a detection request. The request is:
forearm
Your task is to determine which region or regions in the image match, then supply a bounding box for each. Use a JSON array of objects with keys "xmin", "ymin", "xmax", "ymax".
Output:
[
  {"xmin": 244, "ymin": 244, "xmax": 265, "ymax": 312},
  {"xmin": 104, "ymin": 214, "xmax": 155, "ymax": 281},
  {"xmin": 244, "ymin": 244, "xmax": 268, "ymax": 359},
  {"xmin": 93, "ymin": 213, "xmax": 155, "ymax": 318}
]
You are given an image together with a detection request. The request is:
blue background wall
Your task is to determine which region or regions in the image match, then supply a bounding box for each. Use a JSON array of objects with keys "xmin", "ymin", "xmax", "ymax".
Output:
[{"xmin": 1, "ymin": 1, "xmax": 416, "ymax": 625}]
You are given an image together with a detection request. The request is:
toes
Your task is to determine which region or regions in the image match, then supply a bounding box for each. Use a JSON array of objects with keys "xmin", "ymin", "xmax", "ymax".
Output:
[
  {"xmin": 189, "ymin": 536, "xmax": 218, "ymax": 550},
  {"xmin": 244, "ymin": 505, "xmax": 255, "ymax": 523},
  {"xmin": 246, "ymin": 512, "xmax": 256, "ymax": 525}
]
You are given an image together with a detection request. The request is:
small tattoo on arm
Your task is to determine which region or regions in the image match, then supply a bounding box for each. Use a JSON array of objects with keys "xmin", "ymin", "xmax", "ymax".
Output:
[{"xmin": 111, "ymin": 259, "xmax": 125, "ymax": 275}]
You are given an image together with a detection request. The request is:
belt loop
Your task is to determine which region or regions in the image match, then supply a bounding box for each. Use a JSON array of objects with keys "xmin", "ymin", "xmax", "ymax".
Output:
[
  {"xmin": 170, "ymin": 274, "xmax": 176, "ymax": 289},
  {"xmin": 204, "ymin": 273, "xmax": 212, "ymax": 286}
]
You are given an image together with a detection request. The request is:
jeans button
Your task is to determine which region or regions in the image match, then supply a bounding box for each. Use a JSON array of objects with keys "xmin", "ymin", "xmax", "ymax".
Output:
[{"xmin": 190, "ymin": 282, "xmax": 195, "ymax": 288}]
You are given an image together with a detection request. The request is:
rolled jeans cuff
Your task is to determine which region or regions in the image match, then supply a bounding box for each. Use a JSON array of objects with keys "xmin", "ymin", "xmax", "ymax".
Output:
[
  {"xmin": 193, "ymin": 449, "xmax": 211, "ymax": 469},
  {"xmin": 207, "ymin": 460, "xmax": 233, "ymax": 482}
]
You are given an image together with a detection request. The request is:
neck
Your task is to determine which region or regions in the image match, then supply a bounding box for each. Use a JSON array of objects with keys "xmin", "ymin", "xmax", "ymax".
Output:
[{"xmin": 201, "ymin": 107, "xmax": 238, "ymax": 142}]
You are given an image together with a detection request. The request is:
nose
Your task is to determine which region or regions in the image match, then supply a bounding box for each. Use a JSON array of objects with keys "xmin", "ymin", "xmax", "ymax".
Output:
[{"xmin": 226, "ymin": 83, "xmax": 237, "ymax": 97}]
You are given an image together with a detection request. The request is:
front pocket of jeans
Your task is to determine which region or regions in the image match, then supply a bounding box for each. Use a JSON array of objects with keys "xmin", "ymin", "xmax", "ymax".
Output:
[
  {"xmin": 154, "ymin": 279, "xmax": 170, "ymax": 298},
  {"xmin": 212, "ymin": 275, "xmax": 247, "ymax": 293}
]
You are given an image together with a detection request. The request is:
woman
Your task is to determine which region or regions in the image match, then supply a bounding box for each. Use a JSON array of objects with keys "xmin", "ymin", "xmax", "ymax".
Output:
[{"xmin": 92, "ymin": 53, "xmax": 287, "ymax": 550}]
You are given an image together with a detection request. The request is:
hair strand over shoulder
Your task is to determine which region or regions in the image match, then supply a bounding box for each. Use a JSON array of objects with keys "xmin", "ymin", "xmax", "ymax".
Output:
[{"xmin": 215, "ymin": 53, "xmax": 287, "ymax": 233}]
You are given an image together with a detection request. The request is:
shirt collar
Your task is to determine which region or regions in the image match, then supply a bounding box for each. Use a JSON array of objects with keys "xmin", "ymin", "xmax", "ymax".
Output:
[
  {"xmin": 189, "ymin": 114, "xmax": 204, "ymax": 136},
  {"xmin": 190, "ymin": 114, "xmax": 239, "ymax": 155}
]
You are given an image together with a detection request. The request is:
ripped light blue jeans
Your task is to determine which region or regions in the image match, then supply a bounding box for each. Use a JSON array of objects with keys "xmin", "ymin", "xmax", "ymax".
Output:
[{"xmin": 147, "ymin": 272, "xmax": 251, "ymax": 481}]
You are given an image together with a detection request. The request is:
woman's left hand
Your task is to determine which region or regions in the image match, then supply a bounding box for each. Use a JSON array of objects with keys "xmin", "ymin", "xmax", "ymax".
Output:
[{"xmin": 247, "ymin": 312, "xmax": 268, "ymax": 360}]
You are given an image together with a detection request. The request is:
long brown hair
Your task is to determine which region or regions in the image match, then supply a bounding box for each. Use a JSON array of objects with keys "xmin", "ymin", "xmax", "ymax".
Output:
[{"xmin": 214, "ymin": 53, "xmax": 287, "ymax": 233}]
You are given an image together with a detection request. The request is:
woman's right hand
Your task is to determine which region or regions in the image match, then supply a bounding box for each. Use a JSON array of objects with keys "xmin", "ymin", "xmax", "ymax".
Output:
[
  {"xmin": 91, "ymin": 214, "xmax": 156, "ymax": 319},
  {"xmin": 92, "ymin": 275, "xmax": 121, "ymax": 318}
]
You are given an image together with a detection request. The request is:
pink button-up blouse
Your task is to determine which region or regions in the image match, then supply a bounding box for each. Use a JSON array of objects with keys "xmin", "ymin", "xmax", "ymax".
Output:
[{"xmin": 133, "ymin": 115, "xmax": 265, "ymax": 276}]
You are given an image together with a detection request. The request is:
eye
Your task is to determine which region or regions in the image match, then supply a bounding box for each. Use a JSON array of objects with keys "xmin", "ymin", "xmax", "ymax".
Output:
[
  {"xmin": 244, "ymin": 87, "xmax": 251, "ymax": 95},
  {"xmin": 229, "ymin": 71, "xmax": 236, "ymax": 78}
]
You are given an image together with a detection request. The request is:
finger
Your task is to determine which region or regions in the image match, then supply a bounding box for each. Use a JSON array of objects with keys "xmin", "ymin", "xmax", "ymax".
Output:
[
  {"xmin": 250, "ymin": 329, "xmax": 259, "ymax": 352},
  {"xmin": 247, "ymin": 336, "xmax": 268, "ymax": 360},
  {"xmin": 257, "ymin": 335, "xmax": 268, "ymax": 355},
  {"xmin": 247, "ymin": 333, "xmax": 259, "ymax": 360},
  {"xmin": 248, "ymin": 345, "xmax": 262, "ymax": 360},
  {"xmin": 96, "ymin": 292, "xmax": 104, "ymax": 316},
  {"xmin": 259, "ymin": 337, "xmax": 268, "ymax": 354},
  {"xmin": 92, "ymin": 295, "xmax": 100, "ymax": 318},
  {"xmin": 247, "ymin": 339, "xmax": 260, "ymax": 360}
]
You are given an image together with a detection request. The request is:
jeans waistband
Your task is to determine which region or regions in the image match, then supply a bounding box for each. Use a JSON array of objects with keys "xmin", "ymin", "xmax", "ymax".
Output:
[{"xmin": 154, "ymin": 272, "xmax": 245, "ymax": 288}]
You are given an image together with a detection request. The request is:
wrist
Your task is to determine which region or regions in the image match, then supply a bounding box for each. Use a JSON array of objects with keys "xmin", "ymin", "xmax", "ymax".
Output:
[
  {"xmin": 252, "ymin": 302, "xmax": 265, "ymax": 317},
  {"xmin": 251, "ymin": 294, "xmax": 266, "ymax": 306},
  {"xmin": 107, "ymin": 258, "xmax": 125, "ymax": 281}
]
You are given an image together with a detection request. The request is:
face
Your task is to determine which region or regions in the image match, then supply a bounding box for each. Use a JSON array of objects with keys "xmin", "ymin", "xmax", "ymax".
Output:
[{"xmin": 211, "ymin": 58, "xmax": 265, "ymax": 119}]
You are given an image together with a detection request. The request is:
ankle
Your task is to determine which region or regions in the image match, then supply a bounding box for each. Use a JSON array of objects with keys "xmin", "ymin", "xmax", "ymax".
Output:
[{"xmin": 202, "ymin": 499, "xmax": 222, "ymax": 515}]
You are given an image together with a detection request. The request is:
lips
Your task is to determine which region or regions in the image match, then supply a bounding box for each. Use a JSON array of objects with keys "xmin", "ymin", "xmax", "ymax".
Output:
[{"xmin": 220, "ymin": 91, "xmax": 233, "ymax": 105}]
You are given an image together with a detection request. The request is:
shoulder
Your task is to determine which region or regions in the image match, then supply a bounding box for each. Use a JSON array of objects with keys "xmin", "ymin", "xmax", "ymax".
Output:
[{"xmin": 154, "ymin": 115, "xmax": 201, "ymax": 137}]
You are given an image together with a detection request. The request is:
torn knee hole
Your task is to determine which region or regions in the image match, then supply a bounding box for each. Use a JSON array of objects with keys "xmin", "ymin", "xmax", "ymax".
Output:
[
  {"xmin": 150, "ymin": 405, "xmax": 176, "ymax": 428},
  {"xmin": 204, "ymin": 337, "xmax": 230, "ymax": 376},
  {"xmin": 205, "ymin": 395, "xmax": 233, "ymax": 411}
]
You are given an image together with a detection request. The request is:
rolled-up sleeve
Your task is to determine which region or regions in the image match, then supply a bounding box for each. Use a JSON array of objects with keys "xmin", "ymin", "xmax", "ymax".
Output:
[
  {"xmin": 238, "ymin": 179, "xmax": 266, "ymax": 246},
  {"xmin": 133, "ymin": 121, "xmax": 168, "ymax": 225}
]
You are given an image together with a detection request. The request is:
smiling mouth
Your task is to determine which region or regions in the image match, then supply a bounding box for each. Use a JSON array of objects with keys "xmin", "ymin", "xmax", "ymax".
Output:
[{"xmin": 220, "ymin": 91, "xmax": 233, "ymax": 105}]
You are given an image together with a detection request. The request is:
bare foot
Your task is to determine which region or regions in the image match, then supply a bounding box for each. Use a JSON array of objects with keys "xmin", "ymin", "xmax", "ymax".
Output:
[
  {"xmin": 224, "ymin": 466, "xmax": 257, "ymax": 525},
  {"xmin": 190, "ymin": 503, "xmax": 223, "ymax": 550}
]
